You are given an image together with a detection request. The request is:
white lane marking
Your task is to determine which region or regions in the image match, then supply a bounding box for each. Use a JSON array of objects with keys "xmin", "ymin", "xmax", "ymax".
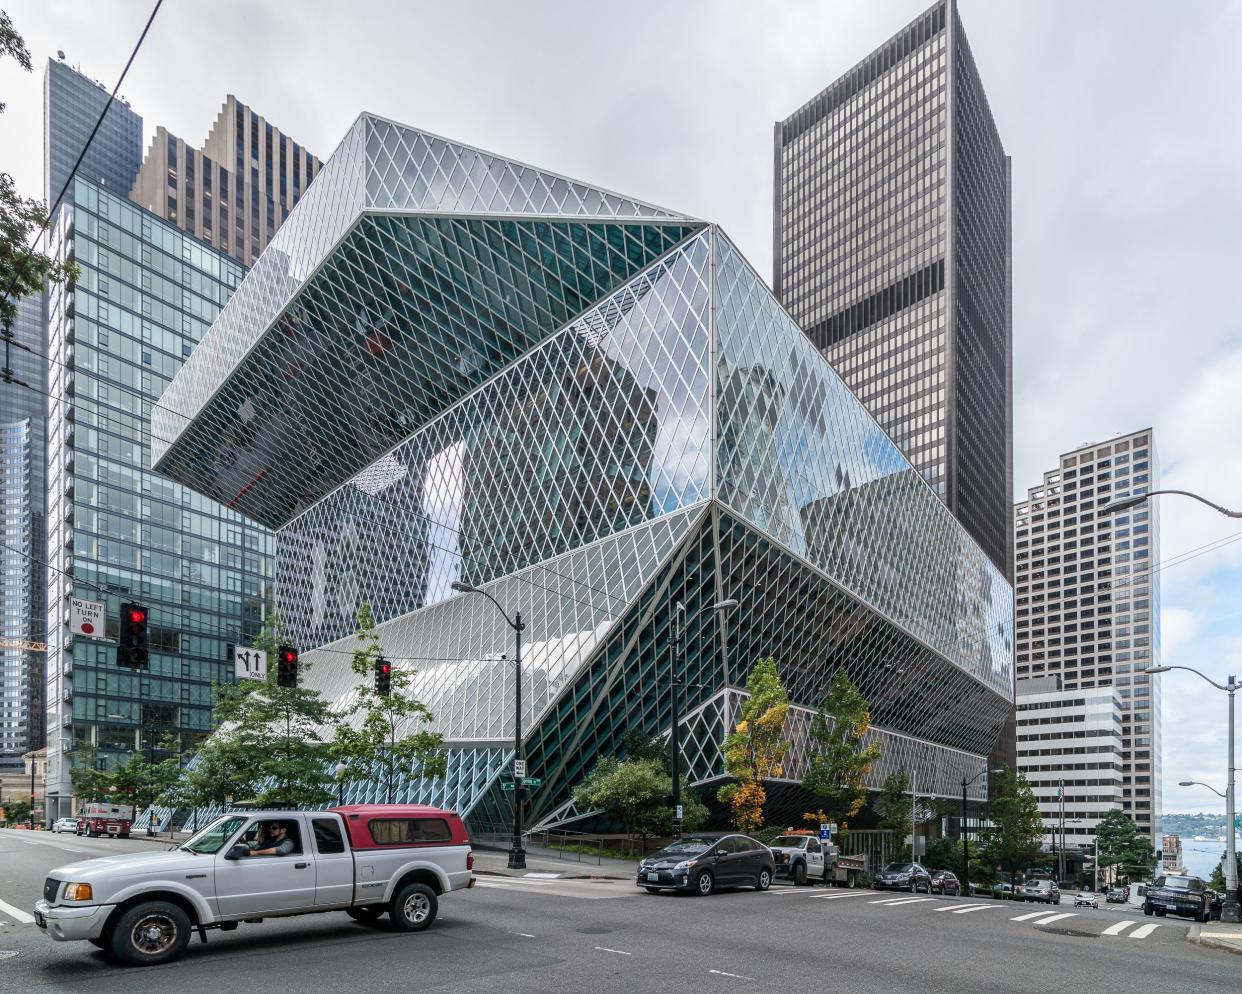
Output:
[
  {"xmin": 523, "ymin": 872, "xmax": 561, "ymax": 879},
  {"xmin": 870, "ymin": 897, "xmax": 939, "ymax": 906},
  {"xmin": 767, "ymin": 887, "xmax": 828, "ymax": 896},
  {"xmin": 507, "ymin": 930, "xmax": 536, "ymax": 938},
  {"xmin": 1101, "ymin": 920, "xmax": 1137, "ymax": 936},
  {"xmin": 1031, "ymin": 912, "xmax": 1077, "ymax": 926},
  {"xmin": 1011, "ymin": 911, "xmax": 1051, "ymax": 921},
  {"xmin": 709, "ymin": 969, "xmax": 756, "ymax": 981},
  {"xmin": 0, "ymin": 898, "xmax": 35, "ymax": 925},
  {"xmin": 949, "ymin": 904, "xmax": 999, "ymax": 914},
  {"xmin": 595, "ymin": 946, "xmax": 631, "ymax": 955},
  {"xmin": 816, "ymin": 891, "xmax": 880, "ymax": 900},
  {"xmin": 1128, "ymin": 923, "xmax": 1161, "ymax": 939}
]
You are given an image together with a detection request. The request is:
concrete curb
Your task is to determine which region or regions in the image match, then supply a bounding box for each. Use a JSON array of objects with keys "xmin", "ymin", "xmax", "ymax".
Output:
[
  {"xmin": 1187, "ymin": 923, "xmax": 1242, "ymax": 956},
  {"xmin": 473, "ymin": 868, "xmax": 629, "ymax": 882}
]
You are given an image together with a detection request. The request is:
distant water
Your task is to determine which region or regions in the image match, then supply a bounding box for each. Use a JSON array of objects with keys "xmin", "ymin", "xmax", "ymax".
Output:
[{"xmin": 1179, "ymin": 841, "xmax": 1225, "ymax": 880}]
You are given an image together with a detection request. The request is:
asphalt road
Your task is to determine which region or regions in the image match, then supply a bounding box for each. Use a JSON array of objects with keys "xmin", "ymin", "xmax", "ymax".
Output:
[{"xmin": 1, "ymin": 828, "xmax": 1237, "ymax": 994}]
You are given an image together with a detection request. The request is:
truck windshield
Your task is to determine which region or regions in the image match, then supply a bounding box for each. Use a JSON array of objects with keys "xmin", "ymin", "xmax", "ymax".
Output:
[
  {"xmin": 1155, "ymin": 876, "xmax": 1199, "ymax": 891},
  {"xmin": 772, "ymin": 837, "xmax": 809, "ymax": 849},
  {"xmin": 182, "ymin": 816, "xmax": 247, "ymax": 854}
]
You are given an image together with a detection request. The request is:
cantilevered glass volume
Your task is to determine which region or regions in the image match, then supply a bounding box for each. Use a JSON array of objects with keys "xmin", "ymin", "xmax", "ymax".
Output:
[{"xmin": 152, "ymin": 115, "xmax": 1013, "ymax": 842}]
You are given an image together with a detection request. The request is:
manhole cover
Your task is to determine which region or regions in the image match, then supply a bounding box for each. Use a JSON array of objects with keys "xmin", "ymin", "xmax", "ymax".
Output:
[
  {"xmin": 1037, "ymin": 927, "xmax": 1098, "ymax": 938},
  {"xmin": 576, "ymin": 927, "xmax": 611, "ymax": 935}
]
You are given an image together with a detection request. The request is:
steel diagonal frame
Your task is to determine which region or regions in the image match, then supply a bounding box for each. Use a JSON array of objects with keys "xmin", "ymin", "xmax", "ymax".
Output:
[{"xmin": 148, "ymin": 115, "xmax": 1013, "ymax": 834}]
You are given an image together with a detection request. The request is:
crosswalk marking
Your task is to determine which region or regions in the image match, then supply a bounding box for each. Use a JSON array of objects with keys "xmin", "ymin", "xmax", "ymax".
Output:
[
  {"xmin": 1031, "ymin": 912, "xmax": 1076, "ymax": 926},
  {"xmin": 816, "ymin": 891, "xmax": 879, "ymax": 900},
  {"xmin": 870, "ymin": 897, "xmax": 940, "ymax": 907},
  {"xmin": 470, "ymin": 878, "xmax": 631, "ymax": 900},
  {"xmin": 933, "ymin": 903, "xmax": 989, "ymax": 913},
  {"xmin": 1127, "ymin": 923, "xmax": 1161, "ymax": 939},
  {"xmin": 1101, "ymin": 920, "xmax": 1137, "ymax": 936},
  {"xmin": 0, "ymin": 898, "xmax": 34, "ymax": 925},
  {"xmin": 1010, "ymin": 910, "xmax": 1051, "ymax": 921}
]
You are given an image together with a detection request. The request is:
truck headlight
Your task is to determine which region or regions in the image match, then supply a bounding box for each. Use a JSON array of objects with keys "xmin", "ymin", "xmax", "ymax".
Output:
[{"xmin": 63, "ymin": 882, "xmax": 93, "ymax": 902}]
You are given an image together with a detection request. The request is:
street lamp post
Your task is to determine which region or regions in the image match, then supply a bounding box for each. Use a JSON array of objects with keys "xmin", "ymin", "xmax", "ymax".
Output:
[
  {"xmin": 1105, "ymin": 489, "xmax": 1241, "ymax": 922},
  {"xmin": 669, "ymin": 598, "xmax": 738, "ymax": 839},
  {"xmin": 334, "ymin": 761, "xmax": 348, "ymax": 807},
  {"xmin": 452, "ymin": 581, "xmax": 527, "ymax": 869},
  {"xmin": 29, "ymin": 754, "xmax": 36, "ymax": 831},
  {"xmin": 1149, "ymin": 666, "xmax": 1238, "ymax": 922},
  {"xmin": 961, "ymin": 767, "xmax": 1002, "ymax": 898}
]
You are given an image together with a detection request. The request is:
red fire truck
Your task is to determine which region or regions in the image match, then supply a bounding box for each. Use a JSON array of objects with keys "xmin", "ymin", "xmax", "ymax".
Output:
[{"xmin": 76, "ymin": 803, "xmax": 133, "ymax": 838}]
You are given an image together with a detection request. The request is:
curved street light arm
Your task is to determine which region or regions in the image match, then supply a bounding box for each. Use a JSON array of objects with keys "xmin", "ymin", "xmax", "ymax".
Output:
[
  {"xmin": 1147, "ymin": 488, "xmax": 1242, "ymax": 519},
  {"xmin": 454, "ymin": 583, "xmax": 521, "ymax": 631},
  {"xmin": 1179, "ymin": 780, "xmax": 1227, "ymax": 799},
  {"xmin": 1157, "ymin": 664, "xmax": 1231, "ymax": 693}
]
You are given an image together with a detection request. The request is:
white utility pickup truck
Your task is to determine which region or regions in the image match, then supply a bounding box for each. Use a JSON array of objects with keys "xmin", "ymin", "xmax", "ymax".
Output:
[
  {"xmin": 769, "ymin": 832, "xmax": 866, "ymax": 887},
  {"xmin": 34, "ymin": 804, "xmax": 475, "ymax": 965}
]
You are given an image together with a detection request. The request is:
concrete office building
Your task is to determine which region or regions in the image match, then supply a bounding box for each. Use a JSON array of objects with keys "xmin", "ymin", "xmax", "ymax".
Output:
[
  {"xmin": 1016, "ymin": 675, "xmax": 1124, "ymax": 850},
  {"xmin": 131, "ymin": 96, "xmax": 323, "ymax": 266},
  {"xmin": 1014, "ymin": 429, "xmax": 1161, "ymax": 843},
  {"xmin": 773, "ymin": 0, "xmax": 1012, "ymax": 578}
]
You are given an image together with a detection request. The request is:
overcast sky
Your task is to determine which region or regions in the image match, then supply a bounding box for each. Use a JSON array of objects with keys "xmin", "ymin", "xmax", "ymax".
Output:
[{"xmin": 3, "ymin": 0, "xmax": 1241, "ymax": 816}]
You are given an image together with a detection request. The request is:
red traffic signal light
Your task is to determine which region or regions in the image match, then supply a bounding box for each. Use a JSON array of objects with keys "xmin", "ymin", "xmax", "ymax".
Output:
[
  {"xmin": 117, "ymin": 601, "xmax": 149, "ymax": 670},
  {"xmin": 277, "ymin": 644, "xmax": 299, "ymax": 688},
  {"xmin": 374, "ymin": 656, "xmax": 392, "ymax": 696}
]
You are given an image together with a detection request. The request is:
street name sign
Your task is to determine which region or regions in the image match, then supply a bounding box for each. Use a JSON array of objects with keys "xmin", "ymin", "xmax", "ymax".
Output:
[
  {"xmin": 231, "ymin": 645, "xmax": 268, "ymax": 680},
  {"xmin": 523, "ymin": 778, "xmax": 542, "ymax": 787},
  {"xmin": 500, "ymin": 782, "xmax": 516, "ymax": 791},
  {"xmin": 70, "ymin": 598, "xmax": 105, "ymax": 638}
]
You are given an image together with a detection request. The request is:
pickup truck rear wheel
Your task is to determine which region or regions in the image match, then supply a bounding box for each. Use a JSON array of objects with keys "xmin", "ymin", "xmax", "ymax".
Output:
[
  {"xmin": 109, "ymin": 900, "xmax": 191, "ymax": 966},
  {"xmin": 346, "ymin": 906, "xmax": 385, "ymax": 923},
  {"xmin": 390, "ymin": 882, "xmax": 438, "ymax": 932}
]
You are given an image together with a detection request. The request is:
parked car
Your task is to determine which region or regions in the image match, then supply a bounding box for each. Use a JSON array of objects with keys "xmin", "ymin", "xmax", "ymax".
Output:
[
  {"xmin": 1143, "ymin": 874, "xmax": 1210, "ymax": 922},
  {"xmin": 34, "ymin": 804, "xmax": 474, "ymax": 966},
  {"xmin": 1073, "ymin": 890, "xmax": 1099, "ymax": 909},
  {"xmin": 874, "ymin": 862, "xmax": 932, "ymax": 893},
  {"xmin": 637, "ymin": 833, "xmax": 774, "ymax": 896},
  {"xmin": 1106, "ymin": 887, "xmax": 1128, "ymax": 903},
  {"xmin": 1020, "ymin": 880, "xmax": 1061, "ymax": 904},
  {"xmin": 51, "ymin": 818, "xmax": 78, "ymax": 834},
  {"xmin": 929, "ymin": 869, "xmax": 960, "ymax": 896}
]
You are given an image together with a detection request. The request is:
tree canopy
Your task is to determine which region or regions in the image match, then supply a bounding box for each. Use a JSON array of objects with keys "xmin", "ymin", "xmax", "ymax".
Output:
[
  {"xmin": 573, "ymin": 757, "xmax": 707, "ymax": 852},
  {"xmin": 718, "ymin": 658, "xmax": 790, "ymax": 832},
  {"xmin": 1095, "ymin": 808, "xmax": 1156, "ymax": 882},
  {"xmin": 801, "ymin": 671, "xmax": 881, "ymax": 833},
  {"xmin": 981, "ymin": 767, "xmax": 1046, "ymax": 883}
]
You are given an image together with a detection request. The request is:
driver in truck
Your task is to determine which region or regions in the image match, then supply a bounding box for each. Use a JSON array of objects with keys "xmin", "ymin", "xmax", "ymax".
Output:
[{"xmin": 244, "ymin": 821, "xmax": 295, "ymax": 857}]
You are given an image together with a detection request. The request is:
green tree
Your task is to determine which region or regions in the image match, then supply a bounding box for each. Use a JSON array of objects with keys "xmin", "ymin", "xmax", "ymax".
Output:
[
  {"xmin": 574, "ymin": 757, "xmax": 708, "ymax": 853},
  {"xmin": 331, "ymin": 603, "xmax": 446, "ymax": 803},
  {"xmin": 981, "ymin": 767, "xmax": 1046, "ymax": 889},
  {"xmin": 1095, "ymin": 809, "xmax": 1156, "ymax": 883},
  {"xmin": 3, "ymin": 796, "xmax": 31, "ymax": 826},
  {"xmin": 801, "ymin": 671, "xmax": 881, "ymax": 833},
  {"xmin": 64, "ymin": 740, "xmax": 114, "ymax": 804},
  {"xmin": 875, "ymin": 770, "xmax": 912, "ymax": 859},
  {"xmin": 923, "ymin": 835, "xmax": 966, "ymax": 873},
  {"xmin": 718, "ymin": 658, "xmax": 790, "ymax": 832},
  {"xmin": 1, "ymin": 11, "xmax": 79, "ymax": 329},
  {"xmin": 157, "ymin": 738, "xmax": 256, "ymax": 831},
  {"xmin": 620, "ymin": 730, "xmax": 670, "ymax": 772},
  {"xmin": 108, "ymin": 737, "xmax": 183, "ymax": 821},
  {"xmin": 213, "ymin": 608, "xmax": 338, "ymax": 808},
  {"xmin": 1209, "ymin": 852, "xmax": 1241, "ymax": 892}
]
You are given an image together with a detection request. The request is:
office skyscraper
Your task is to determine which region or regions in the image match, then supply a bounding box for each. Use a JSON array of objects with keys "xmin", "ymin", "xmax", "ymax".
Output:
[
  {"xmin": 36, "ymin": 61, "xmax": 317, "ymax": 818},
  {"xmin": 0, "ymin": 58, "xmax": 144, "ymax": 770},
  {"xmin": 773, "ymin": 0, "xmax": 1012, "ymax": 578},
  {"xmin": 1014, "ymin": 429, "xmax": 1162, "ymax": 843},
  {"xmin": 130, "ymin": 97, "xmax": 322, "ymax": 266}
]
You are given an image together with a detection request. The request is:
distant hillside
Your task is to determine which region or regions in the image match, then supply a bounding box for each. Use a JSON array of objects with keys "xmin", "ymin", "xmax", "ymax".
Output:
[{"xmin": 1161, "ymin": 812, "xmax": 1228, "ymax": 837}]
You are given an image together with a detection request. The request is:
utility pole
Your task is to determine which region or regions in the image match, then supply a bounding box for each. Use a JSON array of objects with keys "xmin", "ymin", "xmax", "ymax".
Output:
[{"xmin": 1058, "ymin": 778, "xmax": 1066, "ymax": 884}]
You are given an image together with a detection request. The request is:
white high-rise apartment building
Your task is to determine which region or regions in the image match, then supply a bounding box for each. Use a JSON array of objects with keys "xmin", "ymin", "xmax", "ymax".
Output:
[
  {"xmin": 1014, "ymin": 429, "xmax": 1161, "ymax": 844},
  {"xmin": 1016, "ymin": 676, "xmax": 1124, "ymax": 849}
]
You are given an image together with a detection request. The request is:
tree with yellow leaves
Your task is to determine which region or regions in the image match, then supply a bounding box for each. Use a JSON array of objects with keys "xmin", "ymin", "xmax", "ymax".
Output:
[{"xmin": 717, "ymin": 658, "xmax": 790, "ymax": 832}]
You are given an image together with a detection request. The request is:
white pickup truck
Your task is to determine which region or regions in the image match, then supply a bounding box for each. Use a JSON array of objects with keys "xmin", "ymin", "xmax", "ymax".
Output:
[
  {"xmin": 769, "ymin": 832, "xmax": 866, "ymax": 887},
  {"xmin": 34, "ymin": 804, "xmax": 475, "ymax": 966}
]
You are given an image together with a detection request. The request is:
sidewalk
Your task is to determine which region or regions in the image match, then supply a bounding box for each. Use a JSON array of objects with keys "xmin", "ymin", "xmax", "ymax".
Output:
[
  {"xmin": 471, "ymin": 846, "xmax": 635, "ymax": 880},
  {"xmin": 1190, "ymin": 921, "xmax": 1242, "ymax": 956}
]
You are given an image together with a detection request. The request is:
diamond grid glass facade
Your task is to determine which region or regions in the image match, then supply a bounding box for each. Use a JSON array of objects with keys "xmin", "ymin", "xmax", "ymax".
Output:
[{"xmin": 153, "ymin": 115, "xmax": 1012, "ymax": 833}]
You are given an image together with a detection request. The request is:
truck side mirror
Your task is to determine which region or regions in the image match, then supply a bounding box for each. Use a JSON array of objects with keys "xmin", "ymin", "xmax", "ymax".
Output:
[{"xmin": 224, "ymin": 844, "xmax": 248, "ymax": 861}]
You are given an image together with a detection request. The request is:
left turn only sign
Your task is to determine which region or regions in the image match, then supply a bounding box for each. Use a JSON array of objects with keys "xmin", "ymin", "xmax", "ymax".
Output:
[{"xmin": 70, "ymin": 598, "xmax": 105, "ymax": 637}]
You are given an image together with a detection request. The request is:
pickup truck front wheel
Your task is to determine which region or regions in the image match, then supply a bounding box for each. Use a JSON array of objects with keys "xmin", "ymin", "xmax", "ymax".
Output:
[
  {"xmin": 109, "ymin": 900, "xmax": 191, "ymax": 966},
  {"xmin": 390, "ymin": 882, "xmax": 438, "ymax": 932}
]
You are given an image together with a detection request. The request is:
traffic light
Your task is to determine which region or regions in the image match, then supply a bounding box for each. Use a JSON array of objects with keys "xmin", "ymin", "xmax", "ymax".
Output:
[
  {"xmin": 276, "ymin": 644, "xmax": 299, "ymax": 688},
  {"xmin": 374, "ymin": 656, "xmax": 392, "ymax": 696},
  {"xmin": 117, "ymin": 602, "xmax": 149, "ymax": 669}
]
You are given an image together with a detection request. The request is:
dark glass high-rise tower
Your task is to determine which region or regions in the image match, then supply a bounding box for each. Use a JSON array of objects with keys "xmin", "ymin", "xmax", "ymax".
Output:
[{"xmin": 773, "ymin": 0, "xmax": 1012, "ymax": 579}]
